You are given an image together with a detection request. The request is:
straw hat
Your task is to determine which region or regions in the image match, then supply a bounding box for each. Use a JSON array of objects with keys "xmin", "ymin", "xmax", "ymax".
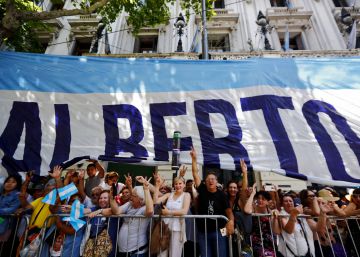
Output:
[{"xmin": 317, "ymin": 188, "xmax": 339, "ymax": 202}]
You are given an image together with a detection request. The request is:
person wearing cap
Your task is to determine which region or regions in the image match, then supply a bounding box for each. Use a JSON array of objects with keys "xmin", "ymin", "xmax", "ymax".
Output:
[
  {"xmin": 84, "ymin": 159, "xmax": 105, "ymax": 197},
  {"xmin": 316, "ymin": 188, "xmax": 347, "ymax": 257},
  {"xmin": 317, "ymin": 188, "xmax": 345, "ymax": 216},
  {"xmin": 344, "ymin": 188, "xmax": 360, "ymax": 216}
]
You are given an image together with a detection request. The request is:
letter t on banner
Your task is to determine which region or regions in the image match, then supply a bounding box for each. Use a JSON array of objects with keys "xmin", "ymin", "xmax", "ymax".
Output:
[{"xmin": 241, "ymin": 95, "xmax": 299, "ymax": 176}]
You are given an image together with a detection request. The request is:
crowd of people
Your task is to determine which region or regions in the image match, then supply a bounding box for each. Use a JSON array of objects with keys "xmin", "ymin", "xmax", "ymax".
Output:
[{"xmin": 1, "ymin": 151, "xmax": 360, "ymax": 257}]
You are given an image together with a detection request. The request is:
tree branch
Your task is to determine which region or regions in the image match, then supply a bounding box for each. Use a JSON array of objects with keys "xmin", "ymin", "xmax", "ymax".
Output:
[{"xmin": 20, "ymin": 0, "xmax": 109, "ymax": 22}]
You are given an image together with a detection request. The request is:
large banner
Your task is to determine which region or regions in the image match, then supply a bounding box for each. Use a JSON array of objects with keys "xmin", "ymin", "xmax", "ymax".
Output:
[{"xmin": 0, "ymin": 51, "xmax": 359, "ymax": 186}]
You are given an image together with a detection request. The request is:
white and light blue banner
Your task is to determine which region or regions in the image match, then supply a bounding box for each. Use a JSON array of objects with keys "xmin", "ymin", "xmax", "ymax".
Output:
[{"xmin": 0, "ymin": 51, "xmax": 359, "ymax": 186}]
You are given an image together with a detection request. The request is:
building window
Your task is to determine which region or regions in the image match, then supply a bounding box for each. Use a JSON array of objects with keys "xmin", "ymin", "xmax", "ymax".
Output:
[
  {"xmin": 134, "ymin": 36, "xmax": 158, "ymax": 53},
  {"xmin": 208, "ymin": 34, "xmax": 230, "ymax": 52},
  {"xmin": 270, "ymin": 0, "xmax": 287, "ymax": 7},
  {"xmin": 72, "ymin": 39, "xmax": 91, "ymax": 56},
  {"xmin": 214, "ymin": 0, "xmax": 225, "ymax": 9},
  {"xmin": 333, "ymin": 0, "xmax": 350, "ymax": 7},
  {"xmin": 280, "ymin": 33, "xmax": 305, "ymax": 50}
]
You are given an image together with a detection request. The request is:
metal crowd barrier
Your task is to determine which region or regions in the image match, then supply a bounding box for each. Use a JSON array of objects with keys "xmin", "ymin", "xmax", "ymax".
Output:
[
  {"xmin": 0, "ymin": 214, "xmax": 29, "ymax": 257},
  {"xmin": 243, "ymin": 213, "xmax": 360, "ymax": 257},
  {"xmin": 35, "ymin": 214, "xmax": 232, "ymax": 257},
  {"xmin": 24, "ymin": 212, "xmax": 360, "ymax": 257}
]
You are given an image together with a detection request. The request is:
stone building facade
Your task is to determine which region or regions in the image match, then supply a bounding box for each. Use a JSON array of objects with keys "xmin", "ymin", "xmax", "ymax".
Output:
[{"xmin": 40, "ymin": 0, "xmax": 360, "ymax": 58}]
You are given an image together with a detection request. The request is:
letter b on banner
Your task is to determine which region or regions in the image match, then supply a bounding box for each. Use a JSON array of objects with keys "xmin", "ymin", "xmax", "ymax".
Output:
[{"xmin": 103, "ymin": 104, "xmax": 148, "ymax": 157}]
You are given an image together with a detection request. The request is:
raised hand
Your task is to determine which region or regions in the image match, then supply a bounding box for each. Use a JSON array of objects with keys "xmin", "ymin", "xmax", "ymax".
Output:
[
  {"xmin": 49, "ymin": 165, "xmax": 63, "ymax": 179},
  {"xmin": 78, "ymin": 169, "xmax": 85, "ymax": 180},
  {"xmin": 135, "ymin": 176, "xmax": 147, "ymax": 184},
  {"xmin": 240, "ymin": 159, "xmax": 247, "ymax": 174},
  {"xmin": 320, "ymin": 200, "xmax": 332, "ymax": 214},
  {"xmin": 250, "ymin": 183, "xmax": 257, "ymax": 195},
  {"xmin": 65, "ymin": 169, "xmax": 75, "ymax": 179},
  {"xmin": 179, "ymin": 165, "xmax": 187, "ymax": 177},
  {"xmin": 143, "ymin": 177, "xmax": 152, "ymax": 190},
  {"xmin": 124, "ymin": 173, "xmax": 132, "ymax": 187},
  {"xmin": 190, "ymin": 146, "xmax": 197, "ymax": 160},
  {"xmin": 25, "ymin": 171, "xmax": 33, "ymax": 182}
]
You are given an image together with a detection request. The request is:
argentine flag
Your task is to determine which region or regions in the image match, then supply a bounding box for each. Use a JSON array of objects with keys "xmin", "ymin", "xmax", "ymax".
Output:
[
  {"xmin": 58, "ymin": 182, "xmax": 78, "ymax": 200},
  {"xmin": 63, "ymin": 199, "xmax": 86, "ymax": 231},
  {"xmin": 41, "ymin": 189, "xmax": 57, "ymax": 205}
]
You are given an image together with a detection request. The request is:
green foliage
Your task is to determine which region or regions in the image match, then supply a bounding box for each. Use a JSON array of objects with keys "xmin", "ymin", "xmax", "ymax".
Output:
[
  {"xmin": 5, "ymin": 21, "xmax": 48, "ymax": 52},
  {"xmin": 1, "ymin": 0, "xmax": 46, "ymax": 52},
  {"xmin": 1, "ymin": 0, "xmax": 215, "ymax": 52}
]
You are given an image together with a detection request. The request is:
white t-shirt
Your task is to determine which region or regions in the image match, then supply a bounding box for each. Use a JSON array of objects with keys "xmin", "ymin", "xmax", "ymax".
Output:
[
  {"xmin": 117, "ymin": 202, "xmax": 150, "ymax": 253},
  {"xmin": 278, "ymin": 210, "xmax": 315, "ymax": 257}
]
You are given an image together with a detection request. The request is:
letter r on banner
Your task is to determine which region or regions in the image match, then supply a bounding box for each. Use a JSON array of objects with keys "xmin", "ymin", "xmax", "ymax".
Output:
[{"xmin": 194, "ymin": 99, "xmax": 249, "ymax": 169}]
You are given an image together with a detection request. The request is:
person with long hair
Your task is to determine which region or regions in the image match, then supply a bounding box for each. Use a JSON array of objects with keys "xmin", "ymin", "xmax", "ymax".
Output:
[
  {"xmin": 84, "ymin": 190, "xmax": 113, "ymax": 257},
  {"xmin": 153, "ymin": 174, "xmax": 191, "ymax": 257},
  {"xmin": 0, "ymin": 175, "xmax": 22, "ymax": 255}
]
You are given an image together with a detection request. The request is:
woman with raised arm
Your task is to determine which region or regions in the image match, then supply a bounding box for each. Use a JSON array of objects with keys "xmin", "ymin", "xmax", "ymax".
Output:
[
  {"xmin": 276, "ymin": 194, "xmax": 329, "ymax": 257},
  {"xmin": 244, "ymin": 183, "xmax": 280, "ymax": 257},
  {"xmin": 153, "ymin": 171, "xmax": 191, "ymax": 257},
  {"xmin": 98, "ymin": 175, "xmax": 153, "ymax": 257}
]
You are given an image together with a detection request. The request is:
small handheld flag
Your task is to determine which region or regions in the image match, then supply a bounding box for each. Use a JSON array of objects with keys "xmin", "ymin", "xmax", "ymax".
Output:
[
  {"xmin": 42, "ymin": 189, "xmax": 57, "ymax": 205},
  {"xmin": 58, "ymin": 183, "xmax": 78, "ymax": 200},
  {"xmin": 63, "ymin": 199, "xmax": 86, "ymax": 231}
]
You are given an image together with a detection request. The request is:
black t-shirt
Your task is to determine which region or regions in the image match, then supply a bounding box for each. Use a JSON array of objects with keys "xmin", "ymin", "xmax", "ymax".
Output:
[{"xmin": 196, "ymin": 182, "xmax": 230, "ymax": 232}]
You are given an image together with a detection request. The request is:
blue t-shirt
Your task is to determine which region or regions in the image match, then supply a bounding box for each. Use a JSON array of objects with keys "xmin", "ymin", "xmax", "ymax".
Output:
[{"xmin": 89, "ymin": 207, "xmax": 108, "ymax": 238}]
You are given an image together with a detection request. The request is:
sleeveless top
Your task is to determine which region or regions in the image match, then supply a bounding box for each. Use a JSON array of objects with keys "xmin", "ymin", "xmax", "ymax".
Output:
[{"xmin": 164, "ymin": 192, "xmax": 187, "ymax": 242}]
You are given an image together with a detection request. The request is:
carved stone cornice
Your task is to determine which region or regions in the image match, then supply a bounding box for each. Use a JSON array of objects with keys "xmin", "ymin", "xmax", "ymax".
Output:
[
  {"xmin": 68, "ymin": 14, "xmax": 100, "ymax": 38},
  {"xmin": 195, "ymin": 9, "xmax": 239, "ymax": 32},
  {"xmin": 86, "ymin": 49, "xmax": 360, "ymax": 59},
  {"xmin": 35, "ymin": 18, "xmax": 64, "ymax": 43},
  {"xmin": 266, "ymin": 7, "xmax": 313, "ymax": 31}
]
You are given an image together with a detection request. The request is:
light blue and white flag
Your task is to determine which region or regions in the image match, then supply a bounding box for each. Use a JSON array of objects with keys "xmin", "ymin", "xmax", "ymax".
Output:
[
  {"xmin": 58, "ymin": 183, "xmax": 78, "ymax": 200},
  {"xmin": 63, "ymin": 199, "xmax": 86, "ymax": 231},
  {"xmin": 42, "ymin": 189, "xmax": 57, "ymax": 205}
]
